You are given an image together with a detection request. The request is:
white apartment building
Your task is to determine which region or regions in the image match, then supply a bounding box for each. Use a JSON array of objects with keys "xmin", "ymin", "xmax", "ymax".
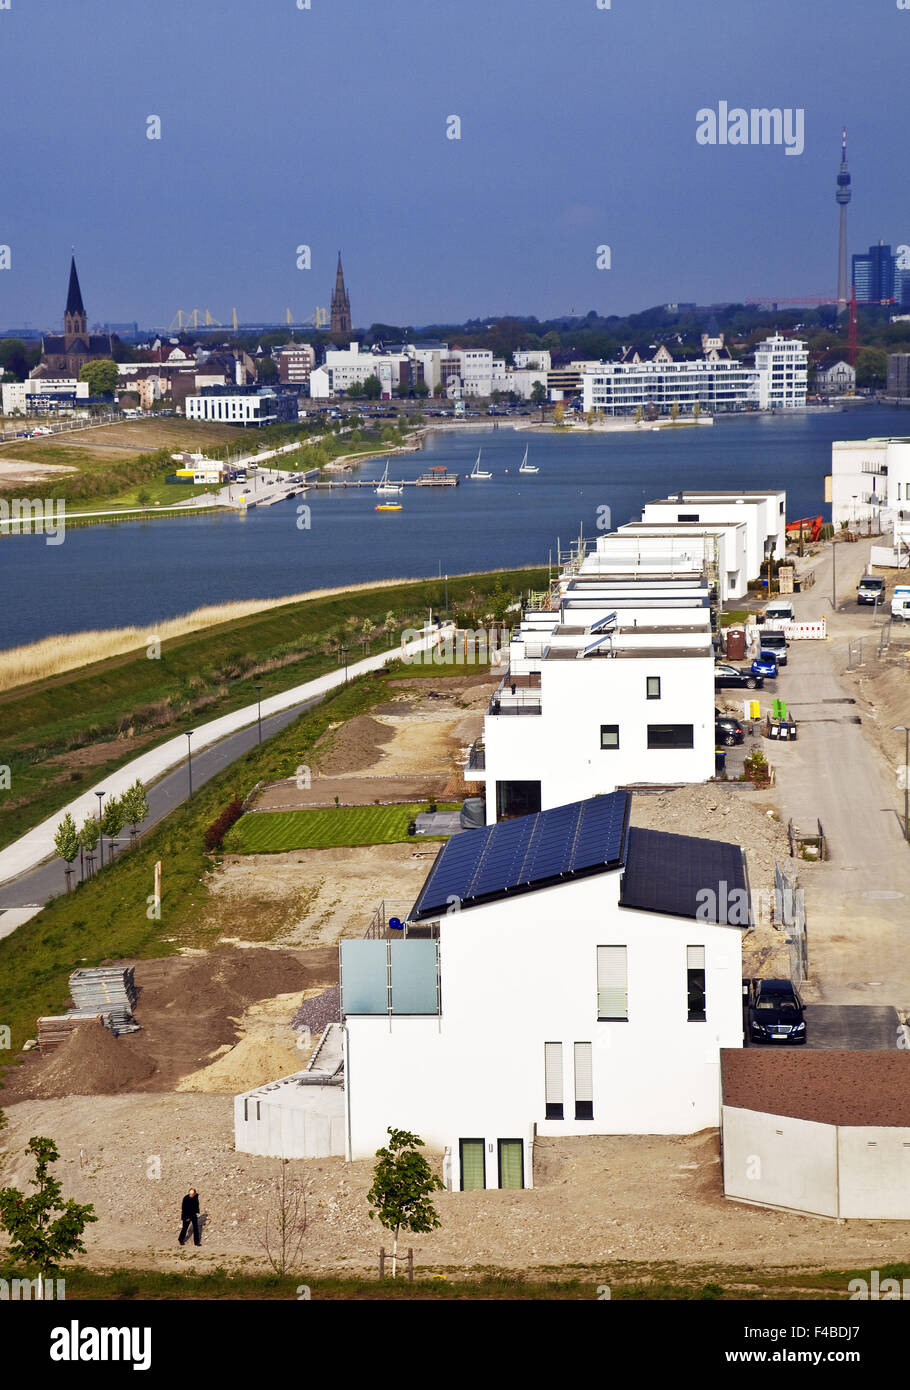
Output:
[
  {"xmin": 513, "ymin": 349, "xmax": 552, "ymax": 371},
  {"xmin": 829, "ymin": 436, "xmax": 910, "ymax": 552},
  {"xmin": 474, "ymin": 577, "xmax": 715, "ymax": 823},
  {"xmin": 754, "ymin": 335, "xmax": 809, "ymax": 409},
  {"xmin": 341, "ymin": 791, "xmax": 747, "ymax": 1186},
  {"xmin": 185, "ymin": 390, "xmax": 286, "ymax": 425},
  {"xmin": 1, "ymin": 379, "xmax": 90, "ymax": 414},
  {"xmin": 639, "ymin": 491, "xmax": 787, "ymax": 581}
]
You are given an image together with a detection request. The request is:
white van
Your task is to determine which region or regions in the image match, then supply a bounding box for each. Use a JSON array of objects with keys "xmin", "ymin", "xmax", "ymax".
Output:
[
  {"xmin": 892, "ymin": 587, "xmax": 910, "ymax": 621},
  {"xmin": 763, "ymin": 600, "xmax": 795, "ymax": 626}
]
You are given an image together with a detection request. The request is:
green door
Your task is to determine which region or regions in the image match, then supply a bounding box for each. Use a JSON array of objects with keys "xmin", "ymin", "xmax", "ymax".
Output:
[
  {"xmin": 459, "ymin": 1139, "xmax": 486, "ymax": 1190},
  {"xmin": 498, "ymin": 1139, "xmax": 524, "ymax": 1189}
]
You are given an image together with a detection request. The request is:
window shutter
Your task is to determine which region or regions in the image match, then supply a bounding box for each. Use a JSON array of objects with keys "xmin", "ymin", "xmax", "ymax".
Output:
[
  {"xmin": 597, "ymin": 945, "xmax": 628, "ymax": 1019},
  {"xmin": 574, "ymin": 1043, "xmax": 593, "ymax": 1103},
  {"xmin": 544, "ymin": 1043, "xmax": 563, "ymax": 1105},
  {"xmin": 498, "ymin": 1140, "xmax": 524, "ymax": 1190},
  {"xmin": 687, "ymin": 946, "xmax": 705, "ymax": 971}
]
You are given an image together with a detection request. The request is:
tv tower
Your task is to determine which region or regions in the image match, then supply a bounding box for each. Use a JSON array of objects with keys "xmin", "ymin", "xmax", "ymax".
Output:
[{"xmin": 836, "ymin": 127, "xmax": 852, "ymax": 312}]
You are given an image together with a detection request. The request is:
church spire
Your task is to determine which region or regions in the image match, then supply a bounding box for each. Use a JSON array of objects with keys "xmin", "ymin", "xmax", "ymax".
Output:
[
  {"xmin": 64, "ymin": 254, "xmax": 87, "ymax": 340},
  {"xmin": 330, "ymin": 251, "xmax": 352, "ymax": 335}
]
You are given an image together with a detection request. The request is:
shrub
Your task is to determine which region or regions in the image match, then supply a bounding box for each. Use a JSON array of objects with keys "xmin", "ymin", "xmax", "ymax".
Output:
[{"xmin": 203, "ymin": 796, "xmax": 244, "ymax": 852}]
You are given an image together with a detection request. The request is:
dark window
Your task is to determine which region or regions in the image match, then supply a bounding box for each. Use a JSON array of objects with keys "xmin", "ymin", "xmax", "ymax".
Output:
[
  {"xmin": 646, "ymin": 676, "xmax": 661, "ymax": 700},
  {"xmin": 678, "ymin": 513, "xmax": 700, "ymax": 522},
  {"xmin": 647, "ymin": 724, "xmax": 694, "ymax": 750},
  {"xmin": 687, "ymin": 946, "xmax": 706, "ymax": 1021},
  {"xmin": 574, "ymin": 1043, "xmax": 594, "ymax": 1120},
  {"xmin": 600, "ymin": 724, "xmax": 619, "ymax": 749},
  {"xmin": 495, "ymin": 779, "xmax": 541, "ymax": 820}
]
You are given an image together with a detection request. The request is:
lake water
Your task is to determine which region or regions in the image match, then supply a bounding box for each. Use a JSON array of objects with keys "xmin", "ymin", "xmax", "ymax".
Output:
[{"xmin": 2, "ymin": 405, "xmax": 908, "ymax": 650}]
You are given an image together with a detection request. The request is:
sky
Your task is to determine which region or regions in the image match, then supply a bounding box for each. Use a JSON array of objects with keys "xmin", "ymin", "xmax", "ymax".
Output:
[{"xmin": 0, "ymin": 0, "xmax": 907, "ymax": 332}]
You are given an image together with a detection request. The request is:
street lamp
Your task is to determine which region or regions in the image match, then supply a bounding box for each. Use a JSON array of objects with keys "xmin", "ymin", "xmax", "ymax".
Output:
[
  {"xmin": 340, "ymin": 646, "xmax": 349, "ymax": 684},
  {"xmin": 186, "ymin": 731, "xmax": 194, "ymax": 801},
  {"xmin": 255, "ymin": 683, "xmax": 263, "ymax": 743},
  {"xmin": 96, "ymin": 790, "xmax": 105, "ymax": 868},
  {"xmin": 894, "ymin": 725, "xmax": 910, "ymax": 843}
]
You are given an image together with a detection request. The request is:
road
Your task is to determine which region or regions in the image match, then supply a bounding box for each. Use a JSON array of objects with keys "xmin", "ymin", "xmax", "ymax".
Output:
[{"xmin": 766, "ymin": 536, "xmax": 910, "ymax": 1007}]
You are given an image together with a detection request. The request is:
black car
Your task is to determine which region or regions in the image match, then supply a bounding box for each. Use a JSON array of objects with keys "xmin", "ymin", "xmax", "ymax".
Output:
[
  {"xmin": 715, "ymin": 711, "xmax": 744, "ymax": 745},
  {"xmin": 714, "ymin": 661, "xmax": 764, "ymax": 690},
  {"xmin": 748, "ymin": 979, "xmax": 807, "ymax": 1045}
]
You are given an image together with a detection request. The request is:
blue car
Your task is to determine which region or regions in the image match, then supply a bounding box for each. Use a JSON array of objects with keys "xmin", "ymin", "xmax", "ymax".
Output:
[{"xmin": 751, "ymin": 652, "xmax": 779, "ymax": 679}]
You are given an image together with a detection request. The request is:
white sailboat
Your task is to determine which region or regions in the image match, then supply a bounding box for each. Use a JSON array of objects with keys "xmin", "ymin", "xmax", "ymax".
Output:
[
  {"xmin": 518, "ymin": 446, "xmax": 538, "ymax": 474},
  {"xmin": 469, "ymin": 449, "xmax": 492, "ymax": 479},
  {"xmin": 374, "ymin": 462, "xmax": 403, "ymax": 495}
]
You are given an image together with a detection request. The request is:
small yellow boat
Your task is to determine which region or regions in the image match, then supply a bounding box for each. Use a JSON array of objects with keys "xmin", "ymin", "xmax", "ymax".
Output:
[{"xmin": 374, "ymin": 503, "xmax": 402, "ymax": 511}]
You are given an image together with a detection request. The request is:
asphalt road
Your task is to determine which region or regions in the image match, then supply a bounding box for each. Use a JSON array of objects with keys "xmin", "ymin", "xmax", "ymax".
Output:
[{"xmin": 0, "ymin": 694, "xmax": 322, "ymax": 912}]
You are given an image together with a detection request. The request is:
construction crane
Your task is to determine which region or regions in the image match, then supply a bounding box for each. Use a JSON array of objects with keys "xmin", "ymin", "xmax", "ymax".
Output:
[
  {"xmin": 745, "ymin": 291, "xmax": 877, "ymax": 366},
  {"xmin": 169, "ymin": 309, "xmax": 221, "ymax": 332}
]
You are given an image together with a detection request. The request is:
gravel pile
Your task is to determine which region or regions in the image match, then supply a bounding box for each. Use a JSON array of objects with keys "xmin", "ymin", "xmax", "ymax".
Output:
[
  {"xmin": 292, "ymin": 985, "xmax": 340, "ymax": 1036},
  {"xmin": 28, "ymin": 1021, "xmax": 156, "ymax": 1099}
]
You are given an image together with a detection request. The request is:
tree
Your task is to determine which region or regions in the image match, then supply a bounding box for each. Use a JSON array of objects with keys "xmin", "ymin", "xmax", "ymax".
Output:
[
  {"xmin": 0, "ymin": 1136, "xmax": 97, "ymax": 1297},
  {"xmin": 553, "ymin": 401, "xmax": 565, "ymax": 425},
  {"xmin": 100, "ymin": 795, "xmax": 126, "ymax": 864},
  {"xmin": 260, "ymin": 1159, "xmax": 309, "ymax": 1276},
  {"xmin": 78, "ymin": 815, "xmax": 99, "ymax": 878},
  {"xmin": 693, "ymin": 401, "xmax": 701, "ymax": 421},
  {"xmin": 670, "ymin": 400, "xmax": 680, "ymax": 421},
  {"xmin": 53, "ymin": 813, "xmax": 80, "ymax": 892},
  {"xmin": 367, "ymin": 1128, "xmax": 443, "ymax": 1278},
  {"xmin": 256, "ymin": 356, "xmax": 278, "ymax": 384},
  {"xmin": 635, "ymin": 405, "xmax": 643, "ymax": 423},
  {"xmin": 360, "ymin": 374, "xmax": 382, "ymax": 400},
  {"xmin": 77, "ymin": 359, "xmax": 119, "ymax": 397},
  {"xmin": 855, "ymin": 347, "xmax": 888, "ymax": 391},
  {"xmin": 121, "ymin": 778, "xmax": 150, "ymax": 842},
  {"xmin": 530, "ymin": 381, "xmax": 547, "ymax": 405}
]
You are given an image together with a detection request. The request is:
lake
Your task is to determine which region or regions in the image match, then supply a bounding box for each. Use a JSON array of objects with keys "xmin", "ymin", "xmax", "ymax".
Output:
[{"xmin": 2, "ymin": 405, "xmax": 907, "ymax": 650}]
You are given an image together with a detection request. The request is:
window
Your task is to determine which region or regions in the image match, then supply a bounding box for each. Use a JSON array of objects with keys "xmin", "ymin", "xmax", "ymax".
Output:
[
  {"xmin": 597, "ymin": 945, "xmax": 628, "ymax": 1020},
  {"xmin": 459, "ymin": 1139, "xmax": 486, "ymax": 1191},
  {"xmin": 678, "ymin": 512, "xmax": 700, "ymax": 522},
  {"xmin": 496, "ymin": 779, "xmax": 541, "ymax": 820},
  {"xmin": 574, "ymin": 1043, "xmax": 594, "ymax": 1120},
  {"xmin": 600, "ymin": 724, "xmax": 619, "ymax": 750},
  {"xmin": 544, "ymin": 1043, "xmax": 564, "ymax": 1119},
  {"xmin": 687, "ymin": 946, "xmax": 706, "ymax": 1021},
  {"xmin": 647, "ymin": 724, "xmax": 694, "ymax": 750},
  {"xmin": 497, "ymin": 1139, "xmax": 524, "ymax": 1190},
  {"xmin": 646, "ymin": 676, "xmax": 661, "ymax": 700}
]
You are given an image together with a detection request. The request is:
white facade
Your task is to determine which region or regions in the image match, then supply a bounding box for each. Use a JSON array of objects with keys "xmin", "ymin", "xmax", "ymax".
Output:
[
  {"xmin": 186, "ymin": 391, "xmax": 281, "ymax": 424},
  {"xmin": 753, "ymin": 335, "xmax": 809, "ymax": 409},
  {"xmin": 343, "ymin": 863, "xmax": 745, "ymax": 1186},
  {"xmin": 830, "ymin": 437, "xmax": 910, "ymax": 551},
  {"xmin": 582, "ymin": 357, "xmax": 757, "ymax": 415},
  {"xmin": 640, "ymin": 491, "xmax": 787, "ymax": 580},
  {"xmin": 513, "ymin": 349, "xmax": 552, "ymax": 372},
  {"xmin": 2, "ymin": 379, "xmax": 90, "ymax": 414},
  {"xmin": 603, "ymin": 524, "xmax": 749, "ymax": 601}
]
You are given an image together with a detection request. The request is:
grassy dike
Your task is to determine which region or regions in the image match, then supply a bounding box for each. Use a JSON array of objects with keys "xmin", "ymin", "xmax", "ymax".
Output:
[{"xmin": 0, "ymin": 567, "xmax": 545, "ymax": 851}]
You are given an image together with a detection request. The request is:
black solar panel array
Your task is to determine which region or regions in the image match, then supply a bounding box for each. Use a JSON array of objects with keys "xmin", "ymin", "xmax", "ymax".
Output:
[
  {"xmin": 620, "ymin": 827, "xmax": 749, "ymax": 922},
  {"xmin": 409, "ymin": 792, "xmax": 630, "ymax": 921}
]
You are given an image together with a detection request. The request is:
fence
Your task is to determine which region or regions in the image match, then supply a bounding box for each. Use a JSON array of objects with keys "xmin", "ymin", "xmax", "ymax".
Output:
[
  {"xmin": 775, "ymin": 862, "xmax": 809, "ymax": 984},
  {"xmin": 787, "ymin": 817, "xmax": 827, "ymax": 862}
]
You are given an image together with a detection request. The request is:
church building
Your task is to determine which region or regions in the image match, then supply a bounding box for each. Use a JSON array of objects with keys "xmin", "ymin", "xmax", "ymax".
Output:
[{"xmin": 33, "ymin": 256, "xmax": 116, "ymax": 378}]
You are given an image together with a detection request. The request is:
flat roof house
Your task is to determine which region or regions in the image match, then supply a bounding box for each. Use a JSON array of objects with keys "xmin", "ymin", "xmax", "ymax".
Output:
[{"xmin": 341, "ymin": 792, "xmax": 748, "ymax": 1190}]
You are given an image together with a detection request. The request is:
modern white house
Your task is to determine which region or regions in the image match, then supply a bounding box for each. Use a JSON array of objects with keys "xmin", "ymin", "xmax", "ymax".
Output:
[
  {"xmin": 341, "ymin": 792, "xmax": 748, "ymax": 1188},
  {"xmin": 474, "ymin": 581, "xmax": 716, "ymax": 822},
  {"xmin": 185, "ymin": 389, "xmax": 295, "ymax": 425},
  {"xmin": 753, "ymin": 335, "xmax": 809, "ymax": 410},
  {"xmin": 829, "ymin": 436, "xmax": 910, "ymax": 553},
  {"xmin": 639, "ymin": 490, "xmax": 787, "ymax": 582}
]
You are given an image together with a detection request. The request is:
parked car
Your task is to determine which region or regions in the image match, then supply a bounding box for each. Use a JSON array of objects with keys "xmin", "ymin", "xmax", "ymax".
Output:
[
  {"xmin": 715, "ymin": 711, "xmax": 744, "ymax": 745},
  {"xmin": 752, "ymin": 653, "xmax": 779, "ymax": 680},
  {"xmin": 748, "ymin": 979, "xmax": 807, "ymax": 1044},
  {"xmin": 714, "ymin": 662, "xmax": 763, "ymax": 690},
  {"xmin": 758, "ymin": 629, "xmax": 788, "ymax": 665},
  {"xmin": 856, "ymin": 575, "xmax": 886, "ymax": 606}
]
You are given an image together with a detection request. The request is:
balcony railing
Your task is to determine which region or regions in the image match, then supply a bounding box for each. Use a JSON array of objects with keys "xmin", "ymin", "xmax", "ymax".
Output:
[
  {"xmin": 467, "ymin": 739, "xmax": 486, "ymax": 771},
  {"xmin": 488, "ymin": 671, "xmax": 542, "ymax": 715}
]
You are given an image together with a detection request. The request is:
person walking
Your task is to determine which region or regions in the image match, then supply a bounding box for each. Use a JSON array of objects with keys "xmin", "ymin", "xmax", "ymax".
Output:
[{"xmin": 178, "ymin": 1188, "xmax": 201, "ymax": 1247}]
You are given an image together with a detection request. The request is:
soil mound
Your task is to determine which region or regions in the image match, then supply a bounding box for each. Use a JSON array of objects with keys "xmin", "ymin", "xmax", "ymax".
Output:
[{"xmin": 30, "ymin": 1022, "xmax": 156, "ymax": 1098}]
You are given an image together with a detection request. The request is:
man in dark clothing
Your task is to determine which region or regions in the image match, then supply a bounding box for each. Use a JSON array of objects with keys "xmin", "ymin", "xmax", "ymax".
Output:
[{"xmin": 178, "ymin": 1188, "xmax": 201, "ymax": 1246}]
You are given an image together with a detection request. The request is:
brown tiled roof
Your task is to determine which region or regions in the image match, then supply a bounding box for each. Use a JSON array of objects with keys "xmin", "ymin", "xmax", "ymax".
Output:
[{"xmin": 721, "ymin": 1050, "xmax": 910, "ymax": 1127}]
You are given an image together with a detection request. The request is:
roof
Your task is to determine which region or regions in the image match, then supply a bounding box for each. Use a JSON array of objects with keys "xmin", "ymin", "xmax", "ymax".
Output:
[
  {"xmin": 409, "ymin": 793, "xmax": 631, "ymax": 921},
  {"xmin": 721, "ymin": 1051, "xmax": 910, "ymax": 1127},
  {"xmin": 620, "ymin": 827, "xmax": 749, "ymax": 923},
  {"xmin": 66, "ymin": 256, "xmax": 85, "ymax": 316},
  {"xmin": 42, "ymin": 334, "xmax": 112, "ymax": 355}
]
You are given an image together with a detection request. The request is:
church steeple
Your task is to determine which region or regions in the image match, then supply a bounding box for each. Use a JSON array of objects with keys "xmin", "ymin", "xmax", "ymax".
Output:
[
  {"xmin": 64, "ymin": 255, "xmax": 87, "ymax": 342},
  {"xmin": 330, "ymin": 252, "xmax": 352, "ymax": 335}
]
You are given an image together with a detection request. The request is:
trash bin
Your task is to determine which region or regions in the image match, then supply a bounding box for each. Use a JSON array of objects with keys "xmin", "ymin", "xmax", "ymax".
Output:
[
  {"xmin": 787, "ymin": 722, "xmax": 798, "ymax": 740},
  {"xmin": 715, "ymin": 749, "xmax": 727, "ymax": 775},
  {"xmin": 769, "ymin": 722, "xmax": 781, "ymax": 739}
]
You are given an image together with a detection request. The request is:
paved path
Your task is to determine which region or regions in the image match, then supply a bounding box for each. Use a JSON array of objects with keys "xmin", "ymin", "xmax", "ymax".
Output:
[
  {"xmin": 767, "ymin": 539, "xmax": 910, "ymax": 1006},
  {"xmin": 0, "ymin": 625, "xmax": 449, "ymax": 916}
]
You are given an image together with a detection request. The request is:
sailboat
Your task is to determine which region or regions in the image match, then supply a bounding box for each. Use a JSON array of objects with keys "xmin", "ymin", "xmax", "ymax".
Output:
[
  {"xmin": 374, "ymin": 462, "xmax": 403, "ymax": 495},
  {"xmin": 518, "ymin": 446, "xmax": 538, "ymax": 474},
  {"xmin": 469, "ymin": 449, "xmax": 492, "ymax": 480}
]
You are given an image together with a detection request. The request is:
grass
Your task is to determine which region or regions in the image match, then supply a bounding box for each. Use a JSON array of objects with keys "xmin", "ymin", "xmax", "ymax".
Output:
[
  {"xmin": 0, "ymin": 567, "xmax": 544, "ymax": 851},
  {"xmin": 225, "ymin": 803, "xmax": 461, "ymax": 852}
]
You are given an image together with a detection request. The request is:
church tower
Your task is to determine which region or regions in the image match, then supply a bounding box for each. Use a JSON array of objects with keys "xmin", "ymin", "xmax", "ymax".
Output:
[
  {"xmin": 330, "ymin": 252, "xmax": 352, "ymax": 335},
  {"xmin": 63, "ymin": 255, "xmax": 88, "ymax": 343}
]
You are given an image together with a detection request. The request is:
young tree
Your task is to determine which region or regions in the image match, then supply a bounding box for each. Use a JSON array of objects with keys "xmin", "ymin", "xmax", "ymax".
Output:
[
  {"xmin": 0, "ymin": 1136, "xmax": 97, "ymax": 1298},
  {"xmin": 552, "ymin": 401, "xmax": 565, "ymax": 425},
  {"xmin": 79, "ymin": 815, "xmax": 99, "ymax": 878},
  {"xmin": 121, "ymin": 778, "xmax": 150, "ymax": 843},
  {"xmin": 100, "ymin": 795, "xmax": 125, "ymax": 864},
  {"xmin": 670, "ymin": 400, "xmax": 680, "ymax": 421},
  {"xmin": 367, "ymin": 1128, "xmax": 443, "ymax": 1278},
  {"xmin": 260, "ymin": 1159, "xmax": 309, "ymax": 1276},
  {"xmin": 53, "ymin": 813, "xmax": 80, "ymax": 892}
]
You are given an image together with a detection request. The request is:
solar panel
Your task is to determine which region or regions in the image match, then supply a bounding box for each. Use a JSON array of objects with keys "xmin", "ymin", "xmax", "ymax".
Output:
[
  {"xmin": 519, "ymin": 803, "xmax": 582, "ymax": 883},
  {"xmin": 621, "ymin": 828, "xmax": 748, "ymax": 921},
  {"xmin": 470, "ymin": 817, "xmax": 535, "ymax": 899},
  {"xmin": 412, "ymin": 826, "xmax": 491, "ymax": 918},
  {"xmin": 569, "ymin": 797, "xmax": 628, "ymax": 873}
]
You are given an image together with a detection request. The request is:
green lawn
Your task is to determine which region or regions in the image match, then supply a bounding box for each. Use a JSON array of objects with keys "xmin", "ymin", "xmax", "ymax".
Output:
[{"xmin": 225, "ymin": 802, "xmax": 460, "ymax": 853}]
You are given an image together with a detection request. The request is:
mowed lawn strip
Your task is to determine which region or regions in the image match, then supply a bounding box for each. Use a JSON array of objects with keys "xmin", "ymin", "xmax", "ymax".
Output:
[{"xmin": 225, "ymin": 803, "xmax": 461, "ymax": 852}]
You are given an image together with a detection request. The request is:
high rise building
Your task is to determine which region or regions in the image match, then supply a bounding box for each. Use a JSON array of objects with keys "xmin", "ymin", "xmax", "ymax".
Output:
[
  {"xmin": 852, "ymin": 242, "xmax": 896, "ymax": 304},
  {"xmin": 836, "ymin": 128, "xmax": 852, "ymax": 312},
  {"xmin": 330, "ymin": 252, "xmax": 352, "ymax": 335}
]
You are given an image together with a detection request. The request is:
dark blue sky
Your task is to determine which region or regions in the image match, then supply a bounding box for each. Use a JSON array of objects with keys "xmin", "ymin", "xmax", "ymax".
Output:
[{"xmin": 1, "ymin": 0, "xmax": 906, "ymax": 330}]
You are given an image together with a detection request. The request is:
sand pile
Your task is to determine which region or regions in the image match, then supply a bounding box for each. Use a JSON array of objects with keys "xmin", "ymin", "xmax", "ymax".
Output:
[
  {"xmin": 31, "ymin": 1022, "xmax": 156, "ymax": 1098},
  {"xmin": 175, "ymin": 1034, "xmax": 303, "ymax": 1093}
]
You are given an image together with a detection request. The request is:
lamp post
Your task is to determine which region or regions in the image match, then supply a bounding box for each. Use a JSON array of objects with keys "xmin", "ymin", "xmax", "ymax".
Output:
[
  {"xmin": 340, "ymin": 646, "xmax": 349, "ymax": 684},
  {"xmin": 186, "ymin": 731, "xmax": 194, "ymax": 801},
  {"xmin": 255, "ymin": 683, "xmax": 263, "ymax": 744},
  {"xmin": 96, "ymin": 790, "xmax": 105, "ymax": 868},
  {"xmin": 894, "ymin": 725, "xmax": 910, "ymax": 843}
]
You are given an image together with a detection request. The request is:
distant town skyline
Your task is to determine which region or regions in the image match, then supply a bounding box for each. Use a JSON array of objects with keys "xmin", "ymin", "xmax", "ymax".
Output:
[{"xmin": 1, "ymin": 0, "xmax": 907, "ymax": 329}]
